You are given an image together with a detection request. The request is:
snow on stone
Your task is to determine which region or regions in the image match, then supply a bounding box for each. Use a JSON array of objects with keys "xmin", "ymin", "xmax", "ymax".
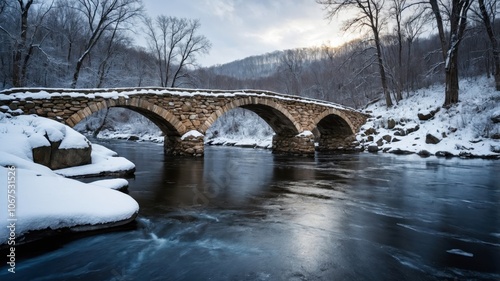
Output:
[
  {"xmin": 0, "ymin": 112, "xmax": 90, "ymax": 154},
  {"xmin": 181, "ymin": 130, "xmax": 204, "ymax": 140},
  {"xmin": 89, "ymin": 178, "xmax": 129, "ymax": 190},
  {"xmin": 0, "ymin": 87, "xmax": 355, "ymax": 111},
  {"xmin": 54, "ymin": 144, "xmax": 135, "ymax": 177},
  {"xmin": 297, "ymin": 130, "xmax": 313, "ymax": 137}
]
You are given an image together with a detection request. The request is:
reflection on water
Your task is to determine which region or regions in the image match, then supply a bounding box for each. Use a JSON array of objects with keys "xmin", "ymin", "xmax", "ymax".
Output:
[{"xmin": 1, "ymin": 141, "xmax": 499, "ymax": 281}]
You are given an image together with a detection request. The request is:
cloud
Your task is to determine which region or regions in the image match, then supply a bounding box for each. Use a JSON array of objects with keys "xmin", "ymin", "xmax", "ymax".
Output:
[{"xmin": 142, "ymin": 0, "xmax": 352, "ymax": 66}]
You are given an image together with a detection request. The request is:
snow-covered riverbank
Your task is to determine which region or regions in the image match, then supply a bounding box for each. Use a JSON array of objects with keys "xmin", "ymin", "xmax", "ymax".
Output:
[
  {"xmin": 357, "ymin": 76, "xmax": 500, "ymax": 158},
  {"xmin": 0, "ymin": 112, "xmax": 139, "ymax": 246}
]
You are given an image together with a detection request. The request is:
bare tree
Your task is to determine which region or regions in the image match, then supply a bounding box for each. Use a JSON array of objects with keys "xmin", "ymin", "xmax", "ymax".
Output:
[
  {"xmin": 429, "ymin": 0, "xmax": 472, "ymax": 106},
  {"xmin": 472, "ymin": 0, "xmax": 500, "ymax": 90},
  {"xmin": 70, "ymin": 0, "xmax": 143, "ymax": 88},
  {"xmin": 0, "ymin": 0, "xmax": 54, "ymax": 87},
  {"xmin": 389, "ymin": 0, "xmax": 406, "ymax": 102},
  {"xmin": 317, "ymin": 0, "xmax": 393, "ymax": 107},
  {"xmin": 403, "ymin": 7, "xmax": 431, "ymax": 94},
  {"xmin": 277, "ymin": 49, "xmax": 305, "ymax": 95},
  {"xmin": 143, "ymin": 16, "xmax": 211, "ymax": 87}
]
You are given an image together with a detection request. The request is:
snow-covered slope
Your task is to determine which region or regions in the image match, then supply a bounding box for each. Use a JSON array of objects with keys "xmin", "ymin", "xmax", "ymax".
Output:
[{"xmin": 358, "ymin": 76, "xmax": 500, "ymax": 158}]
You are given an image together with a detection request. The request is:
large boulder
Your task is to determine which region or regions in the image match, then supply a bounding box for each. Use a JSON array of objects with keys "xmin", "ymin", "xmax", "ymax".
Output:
[
  {"xmin": 32, "ymin": 138, "xmax": 91, "ymax": 170},
  {"xmin": 491, "ymin": 112, "xmax": 500, "ymax": 124},
  {"xmin": 418, "ymin": 108, "xmax": 440, "ymax": 121},
  {"xmin": 425, "ymin": 133, "xmax": 441, "ymax": 144},
  {"xmin": 50, "ymin": 146, "xmax": 92, "ymax": 170}
]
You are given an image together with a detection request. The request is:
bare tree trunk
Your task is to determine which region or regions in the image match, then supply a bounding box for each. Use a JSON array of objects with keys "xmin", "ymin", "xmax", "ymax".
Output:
[
  {"xmin": 12, "ymin": 0, "xmax": 33, "ymax": 87},
  {"xmin": 93, "ymin": 108, "xmax": 110, "ymax": 138},
  {"xmin": 445, "ymin": 49, "xmax": 460, "ymax": 105},
  {"xmin": 374, "ymin": 30, "xmax": 393, "ymax": 107},
  {"xmin": 71, "ymin": 58, "xmax": 84, "ymax": 88},
  {"xmin": 429, "ymin": 0, "xmax": 471, "ymax": 107}
]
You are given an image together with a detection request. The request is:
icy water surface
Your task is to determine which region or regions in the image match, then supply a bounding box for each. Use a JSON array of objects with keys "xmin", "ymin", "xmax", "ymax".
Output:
[{"xmin": 1, "ymin": 140, "xmax": 499, "ymax": 280}]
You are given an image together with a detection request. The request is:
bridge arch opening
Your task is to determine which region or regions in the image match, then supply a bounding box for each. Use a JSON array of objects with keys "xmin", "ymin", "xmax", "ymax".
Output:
[
  {"xmin": 313, "ymin": 109, "xmax": 357, "ymax": 151},
  {"xmin": 74, "ymin": 108, "xmax": 164, "ymax": 140},
  {"xmin": 200, "ymin": 97, "xmax": 301, "ymax": 137},
  {"xmin": 205, "ymin": 108, "xmax": 274, "ymax": 146},
  {"xmin": 67, "ymin": 98, "xmax": 185, "ymax": 138}
]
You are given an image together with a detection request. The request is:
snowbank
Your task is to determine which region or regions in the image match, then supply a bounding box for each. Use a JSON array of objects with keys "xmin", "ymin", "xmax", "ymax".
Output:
[
  {"xmin": 0, "ymin": 154, "xmax": 138, "ymax": 245},
  {"xmin": 205, "ymin": 136, "xmax": 273, "ymax": 149},
  {"xmin": 89, "ymin": 178, "xmax": 129, "ymax": 190},
  {"xmin": 0, "ymin": 113, "xmax": 139, "ymax": 245},
  {"xmin": 358, "ymin": 77, "xmax": 500, "ymax": 158},
  {"xmin": 55, "ymin": 144, "xmax": 135, "ymax": 177},
  {"xmin": 0, "ymin": 112, "xmax": 90, "ymax": 161}
]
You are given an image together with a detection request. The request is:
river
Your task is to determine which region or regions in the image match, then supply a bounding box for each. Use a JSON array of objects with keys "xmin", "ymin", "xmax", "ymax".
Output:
[{"xmin": 2, "ymin": 140, "xmax": 500, "ymax": 280}]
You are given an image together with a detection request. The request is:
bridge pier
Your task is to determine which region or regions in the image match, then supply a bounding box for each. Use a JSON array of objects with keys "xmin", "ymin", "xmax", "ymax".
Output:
[
  {"xmin": 272, "ymin": 132, "xmax": 316, "ymax": 156},
  {"xmin": 164, "ymin": 134, "xmax": 204, "ymax": 157},
  {"xmin": 316, "ymin": 135, "xmax": 358, "ymax": 152}
]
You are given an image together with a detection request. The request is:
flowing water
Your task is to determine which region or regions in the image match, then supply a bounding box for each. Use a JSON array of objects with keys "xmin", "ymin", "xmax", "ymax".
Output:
[{"xmin": 1, "ymin": 140, "xmax": 499, "ymax": 280}]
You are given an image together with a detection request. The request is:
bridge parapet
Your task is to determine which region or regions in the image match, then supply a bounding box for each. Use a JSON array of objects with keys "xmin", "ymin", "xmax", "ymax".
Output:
[{"xmin": 0, "ymin": 88, "xmax": 368, "ymax": 156}]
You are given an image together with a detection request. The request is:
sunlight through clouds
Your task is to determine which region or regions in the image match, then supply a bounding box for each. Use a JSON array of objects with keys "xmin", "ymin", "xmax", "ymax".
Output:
[{"xmin": 142, "ymin": 0, "xmax": 356, "ymax": 66}]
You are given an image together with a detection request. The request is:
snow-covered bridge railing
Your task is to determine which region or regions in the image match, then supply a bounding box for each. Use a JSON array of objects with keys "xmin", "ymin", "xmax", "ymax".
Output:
[{"xmin": 0, "ymin": 87, "xmax": 368, "ymax": 156}]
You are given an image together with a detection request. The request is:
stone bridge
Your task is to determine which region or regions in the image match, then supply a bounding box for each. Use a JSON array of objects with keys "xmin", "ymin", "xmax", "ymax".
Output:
[{"xmin": 0, "ymin": 88, "xmax": 368, "ymax": 156}]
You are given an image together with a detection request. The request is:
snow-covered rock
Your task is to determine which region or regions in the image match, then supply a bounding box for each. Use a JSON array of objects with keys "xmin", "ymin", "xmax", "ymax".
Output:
[{"xmin": 0, "ymin": 112, "xmax": 92, "ymax": 169}]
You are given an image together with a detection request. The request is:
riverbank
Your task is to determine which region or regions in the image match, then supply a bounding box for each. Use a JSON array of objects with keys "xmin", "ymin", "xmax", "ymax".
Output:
[
  {"xmin": 357, "ymin": 76, "xmax": 500, "ymax": 159},
  {"xmin": 0, "ymin": 112, "xmax": 139, "ymax": 247}
]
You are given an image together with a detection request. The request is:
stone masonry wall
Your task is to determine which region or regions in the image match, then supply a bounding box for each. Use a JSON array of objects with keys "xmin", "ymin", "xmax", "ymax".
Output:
[{"xmin": 0, "ymin": 88, "xmax": 369, "ymax": 156}]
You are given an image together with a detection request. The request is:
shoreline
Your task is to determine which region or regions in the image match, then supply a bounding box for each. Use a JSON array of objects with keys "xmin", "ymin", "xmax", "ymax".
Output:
[{"xmin": 90, "ymin": 134, "xmax": 500, "ymax": 160}]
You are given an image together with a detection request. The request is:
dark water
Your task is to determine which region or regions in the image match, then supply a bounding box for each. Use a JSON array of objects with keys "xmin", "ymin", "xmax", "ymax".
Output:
[{"xmin": 1, "ymin": 140, "xmax": 500, "ymax": 280}]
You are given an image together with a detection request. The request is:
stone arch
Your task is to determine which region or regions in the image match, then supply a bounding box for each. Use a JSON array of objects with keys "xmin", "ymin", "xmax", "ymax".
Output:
[
  {"xmin": 66, "ymin": 97, "xmax": 186, "ymax": 136},
  {"xmin": 199, "ymin": 97, "xmax": 302, "ymax": 136},
  {"xmin": 311, "ymin": 108, "xmax": 356, "ymax": 137}
]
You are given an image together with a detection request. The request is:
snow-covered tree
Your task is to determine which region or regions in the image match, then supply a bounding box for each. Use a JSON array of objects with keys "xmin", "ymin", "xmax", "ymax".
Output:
[
  {"xmin": 429, "ymin": 0, "xmax": 473, "ymax": 106},
  {"xmin": 143, "ymin": 16, "xmax": 211, "ymax": 87},
  {"xmin": 0, "ymin": 0, "xmax": 54, "ymax": 87},
  {"xmin": 69, "ymin": 0, "xmax": 143, "ymax": 88}
]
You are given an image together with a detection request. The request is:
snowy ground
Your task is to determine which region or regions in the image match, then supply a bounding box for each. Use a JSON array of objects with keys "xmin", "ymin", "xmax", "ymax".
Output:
[
  {"xmin": 0, "ymin": 112, "xmax": 139, "ymax": 245},
  {"xmin": 358, "ymin": 76, "xmax": 500, "ymax": 158}
]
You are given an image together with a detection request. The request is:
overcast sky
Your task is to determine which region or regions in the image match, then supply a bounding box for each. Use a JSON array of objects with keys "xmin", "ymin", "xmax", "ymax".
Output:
[{"xmin": 140, "ymin": 0, "xmax": 356, "ymax": 67}]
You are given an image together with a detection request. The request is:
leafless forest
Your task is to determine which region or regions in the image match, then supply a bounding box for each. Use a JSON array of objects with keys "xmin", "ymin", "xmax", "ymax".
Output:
[{"xmin": 1, "ymin": 0, "xmax": 499, "ymax": 110}]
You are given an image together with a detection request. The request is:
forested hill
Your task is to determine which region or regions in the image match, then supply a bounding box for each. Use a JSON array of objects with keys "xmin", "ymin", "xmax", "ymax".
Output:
[
  {"xmin": 207, "ymin": 47, "xmax": 331, "ymax": 80},
  {"xmin": 209, "ymin": 51, "xmax": 283, "ymax": 79},
  {"xmin": 193, "ymin": 22, "xmax": 498, "ymax": 109},
  {"xmin": 1, "ymin": 1, "xmax": 499, "ymax": 110}
]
